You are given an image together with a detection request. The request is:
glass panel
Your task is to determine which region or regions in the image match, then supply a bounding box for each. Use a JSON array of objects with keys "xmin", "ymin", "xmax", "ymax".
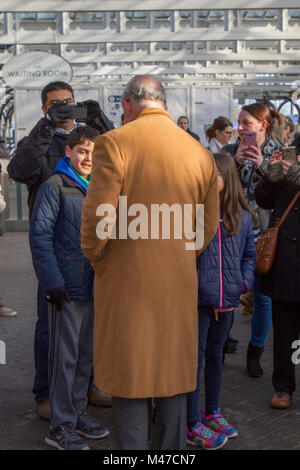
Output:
[
  {"xmin": 154, "ymin": 11, "xmax": 171, "ymax": 19},
  {"xmin": 290, "ymin": 10, "xmax": 300, "ymax": 18},
  {"xmin": 37, "ymin": 13, "xmax": 56, "ymax": 20},
  {"xmin": 20, "ymin": 13, "xmax": 37, "ymax": 20}
]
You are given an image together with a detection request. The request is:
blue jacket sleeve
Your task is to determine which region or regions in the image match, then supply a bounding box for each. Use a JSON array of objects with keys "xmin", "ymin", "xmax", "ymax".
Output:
[
  {"xmin": 29, "ymin": 181, "xmax": 65, "ymax": 293},
  {"xmin": 241, "ymin": 213, "xmax": 257, "ymax": 292}
]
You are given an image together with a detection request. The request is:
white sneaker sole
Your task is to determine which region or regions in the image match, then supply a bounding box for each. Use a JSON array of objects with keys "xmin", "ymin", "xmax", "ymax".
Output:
[
  {"xmin": 45, "ymin": 436, "xmax": 90, "ymax": 450},
  {"xmin": 76, "ymin": 429, "xmax": 110, "ymax": 440},
  {"xmin": 186, "ymin": 436, "xmax": 228, "ymax": 450}
]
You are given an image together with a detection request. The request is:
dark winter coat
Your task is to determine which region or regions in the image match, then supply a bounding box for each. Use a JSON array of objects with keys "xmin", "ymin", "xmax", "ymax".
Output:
[
  {"xmin": 29, "ymin": 157, "xmax": 94, "ymax": 300},
  {"xmin": 255, "ymin": 162, "xmax": 300, "ymax": 302},
  {"xmin": 8, "ymin": 113, "xmax": 114, "ymax": 219},
  {"xmin": 197, "ymin": 210, "xmax": 256, "ymax": 309}
]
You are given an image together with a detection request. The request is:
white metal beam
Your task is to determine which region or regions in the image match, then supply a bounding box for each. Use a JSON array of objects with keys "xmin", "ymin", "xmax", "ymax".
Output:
[{"xmin": 2, "ymin": 1, "xmax": 300, "ymax": 12}]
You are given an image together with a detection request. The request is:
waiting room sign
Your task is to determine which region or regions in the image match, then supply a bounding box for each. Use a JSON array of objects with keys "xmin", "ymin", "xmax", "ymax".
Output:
[{"xmin": 2, "ymin": 51, "xmax": 73, "ymax": 88}]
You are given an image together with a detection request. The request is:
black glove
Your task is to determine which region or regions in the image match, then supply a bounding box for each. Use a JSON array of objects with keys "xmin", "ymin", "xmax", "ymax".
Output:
[
  {"xmin": 45, "ymin": 103, "xmax": 74, "ymax": 128},
  {"xmin": 45, "ymin": 287, "xmax": 71, "ymax": 311},
  {"xmin": 78, "ymin": 100, "xmax": 114, "ymax": 134}
]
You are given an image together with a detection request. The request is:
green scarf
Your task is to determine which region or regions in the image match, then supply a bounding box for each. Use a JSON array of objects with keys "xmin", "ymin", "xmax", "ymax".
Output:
[{"xmin": 70, "ymin": 163, "xmax": 91, "ymax": 186}]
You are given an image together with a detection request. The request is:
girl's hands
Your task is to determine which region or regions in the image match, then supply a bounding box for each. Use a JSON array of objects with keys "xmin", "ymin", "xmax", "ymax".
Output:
[
  {"xmin": 281, "ymin": 159, "xmax": 292, "ymax": 175},
  {"xmin": 269, "ymin": 149, "xmax": 282, "ymax": 165},
  {"xmin": 236, "ymin": 143, "xmax": 247, "ymax": 165},
  {"xmin": 268, "ymin": 150, "xmax": 300, "ymax": 175},
  {"xmin": 242, "ymin": 144, "xmax": 263, "ymax": 168}
]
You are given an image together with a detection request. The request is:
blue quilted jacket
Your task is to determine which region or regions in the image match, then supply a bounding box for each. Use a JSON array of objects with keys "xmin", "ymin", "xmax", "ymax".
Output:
[
  {"xmin": 197, "ymin": 210, "xmax": 256, "ymax": 309},
  {"xmin": 29, "ymin": 157, "xmax": 94, "ymax": 300}
]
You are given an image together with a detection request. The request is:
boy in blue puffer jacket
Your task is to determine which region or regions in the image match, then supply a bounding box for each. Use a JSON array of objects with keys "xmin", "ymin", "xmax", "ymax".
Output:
[
  {"xmin": 186, "ymin": 151, "xmax": 257, "ymax": 450},
  {"xmin": 29, "ymin": 126, "xmax": 110, "ymax": 450}
]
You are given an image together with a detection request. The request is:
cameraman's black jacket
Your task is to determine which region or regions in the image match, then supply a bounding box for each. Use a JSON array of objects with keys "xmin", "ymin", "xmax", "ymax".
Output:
[{"xmin": 8, "ymin": 113, "xmax": 114, "ymax": 219}]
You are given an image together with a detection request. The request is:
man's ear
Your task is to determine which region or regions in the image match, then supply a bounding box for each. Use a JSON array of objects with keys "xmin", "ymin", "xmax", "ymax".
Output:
[
  {"xmin": 42, "ymin": 105, "xmax": 47, "ymax": 116},
  {"xmin": 122, "ymin": 99, "xmax": 132, "ymax": 121}
]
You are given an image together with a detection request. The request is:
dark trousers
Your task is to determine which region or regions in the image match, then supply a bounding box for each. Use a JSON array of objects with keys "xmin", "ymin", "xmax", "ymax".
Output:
[
  {"xmin": 272, "ymin": 300, "xmax": 300, "ymax": 395},
  {"xmin": 187, "ymin": 306, "xmax": 233, "ymax": 424},
  {"xmin": 32, "ymin": 284, "xmax": 49, "ymax": 404},
  {"xmin": 48, "ymin": 300, "xmax": 94, "ymax": 427},
  {"xmin": 112, "ymin": 394, "xmax": 186, "ymax": 450},
  {"xmin": 32, "ymin": 284, "xmax": 95, "ymax": 404}
]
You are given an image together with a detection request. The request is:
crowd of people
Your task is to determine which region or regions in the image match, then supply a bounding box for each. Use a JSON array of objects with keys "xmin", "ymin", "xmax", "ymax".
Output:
[{"xmin": 1, "ymin": 76, "xmax": 300, "ymax": 451}]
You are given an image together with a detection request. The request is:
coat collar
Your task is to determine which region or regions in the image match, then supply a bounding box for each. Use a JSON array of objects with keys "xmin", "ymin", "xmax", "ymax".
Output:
[{"xmin": 133, "ymin": 107, "xmax": 173, "ymax": 122}]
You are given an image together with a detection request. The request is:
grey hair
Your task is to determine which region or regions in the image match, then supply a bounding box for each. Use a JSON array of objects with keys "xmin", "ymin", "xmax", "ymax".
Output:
[{"xmin": 122, "ymin": 75, "xmax": 167, "ymax": 106}]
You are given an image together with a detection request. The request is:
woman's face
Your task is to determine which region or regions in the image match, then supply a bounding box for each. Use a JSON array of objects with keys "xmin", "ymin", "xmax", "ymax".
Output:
[
  {"xmin": 283, "ymin": 125, "xmax": 293, "ymax": 144},
  {"xmin": 238, "ymin": 110, "xmax": 267, "ymax": 141},
  {"xmin": 178, "ymin": 118, "xmax": 189, "ymax": 131},
  {"xmin": 215, "ymin": 126, "xmax": 233, "ymax": 146}
]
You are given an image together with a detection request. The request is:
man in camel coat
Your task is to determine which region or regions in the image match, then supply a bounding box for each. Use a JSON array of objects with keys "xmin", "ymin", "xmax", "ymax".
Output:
[{"xmin": 81, "ymin": 75, "xmax": 219, "ymax": 450}]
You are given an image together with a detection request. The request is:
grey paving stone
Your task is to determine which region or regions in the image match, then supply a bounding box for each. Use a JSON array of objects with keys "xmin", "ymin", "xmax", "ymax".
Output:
[{"xmin": 1, "ymin": 231, "xmax": 300, "ymax": 451}]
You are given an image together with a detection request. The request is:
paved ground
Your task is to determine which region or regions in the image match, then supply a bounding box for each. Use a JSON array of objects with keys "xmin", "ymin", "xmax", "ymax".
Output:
[{"xmin": 1, "ymin": 231, "xmax": 300, "ymax": 451}]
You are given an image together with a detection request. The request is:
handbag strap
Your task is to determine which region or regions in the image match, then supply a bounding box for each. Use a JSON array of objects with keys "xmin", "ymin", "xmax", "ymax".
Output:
[{"xmin": 276, "ymin": 190, "xmax": 300, "ymax": 228}]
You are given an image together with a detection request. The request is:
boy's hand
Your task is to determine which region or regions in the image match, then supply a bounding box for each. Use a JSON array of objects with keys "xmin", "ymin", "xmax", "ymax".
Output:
[{"xmin": 45, "ymin": 287, "xmax": 71, "ymax": 311}]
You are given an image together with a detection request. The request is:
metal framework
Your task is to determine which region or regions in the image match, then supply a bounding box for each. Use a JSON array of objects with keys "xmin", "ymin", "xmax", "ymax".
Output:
[{"xmin": 0, "ymin": 2, "xmax": 300, "ymax": 101}]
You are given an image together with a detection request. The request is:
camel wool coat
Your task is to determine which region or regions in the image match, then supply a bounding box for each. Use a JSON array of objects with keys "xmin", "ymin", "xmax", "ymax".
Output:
[{"xmin": 81, "ymin": 108, "xmax": 219, "ymax": 398}]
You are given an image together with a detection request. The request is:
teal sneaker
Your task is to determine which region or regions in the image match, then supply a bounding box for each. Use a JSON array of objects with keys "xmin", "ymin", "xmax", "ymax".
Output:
[
  {"xmin": 45, "ymin": 423, "xmax": 89, "ymax": 450},
  {"xmin": 76, "ymin": 411, "xmax": 110, "ymax": 440},
  {"xmin": 201, "ymin": 409, "xmax": 238, "ymax": 438},
  {"xmin": 186, "ymin": 422, "xmax": 228, "ymax": 450}
]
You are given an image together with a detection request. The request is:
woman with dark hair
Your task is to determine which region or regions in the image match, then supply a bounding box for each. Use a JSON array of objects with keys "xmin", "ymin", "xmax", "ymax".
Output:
[
  {"xmin": 224, "ymin": 102, "xmax": 282, "ymax": 378},
  {"xmin": 206, "ymin": 116, "xmax": 233, "ymax": 153},
  {"xmin": 177, "ymin": 116, "xmax": 200, "ymax": 141},
  {"xmin": 254, "ymin": 152, "xmax": 300, "ymax": 409}
]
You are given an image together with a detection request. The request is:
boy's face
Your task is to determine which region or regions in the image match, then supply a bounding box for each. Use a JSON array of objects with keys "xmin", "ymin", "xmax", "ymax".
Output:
[{"xmin": 65, "ymin": 139, "xmax": 94, "ymax": 178}]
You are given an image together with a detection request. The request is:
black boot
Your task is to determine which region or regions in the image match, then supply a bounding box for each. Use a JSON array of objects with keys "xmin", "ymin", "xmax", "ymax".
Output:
[{"xmin": 246, "ymin": 342, "xmax": 264, "ymax": 377}]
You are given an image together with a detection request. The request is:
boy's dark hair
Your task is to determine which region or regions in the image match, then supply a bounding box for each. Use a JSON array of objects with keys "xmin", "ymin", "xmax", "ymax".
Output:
[
  {"xmin": 67, "ymin": 126, "xmax": 99, "ymax": 149},
  {"xmin": 41, "ymin": 81, "xmax": 74, "ymax": 106}
]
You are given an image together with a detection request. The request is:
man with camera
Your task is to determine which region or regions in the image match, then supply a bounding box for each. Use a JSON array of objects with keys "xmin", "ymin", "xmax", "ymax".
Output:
[{"xmin": 8, "ymin": 81, "xmax": 114, "ymax": 420}]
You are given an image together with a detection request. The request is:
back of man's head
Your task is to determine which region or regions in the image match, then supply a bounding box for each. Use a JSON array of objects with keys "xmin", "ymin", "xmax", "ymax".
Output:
[
  {"xmin": 41, "ymin": 81, "xmax": 74, "ymax": 106},
  {"xmin": 122, "ymin": 75, "xmax": 166, "ymax": 107}
]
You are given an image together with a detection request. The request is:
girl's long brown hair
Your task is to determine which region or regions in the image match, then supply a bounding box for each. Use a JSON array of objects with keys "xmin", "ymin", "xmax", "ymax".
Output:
[{"xmin": 214, "ymin": 151, "xmax": 258, "ymax": 235}]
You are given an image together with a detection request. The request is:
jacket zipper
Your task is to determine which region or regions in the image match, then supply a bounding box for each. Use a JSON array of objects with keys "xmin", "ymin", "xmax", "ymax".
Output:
[{"xmin": 218, "ymin": 221, "xmax": 223, "ymax": 310}]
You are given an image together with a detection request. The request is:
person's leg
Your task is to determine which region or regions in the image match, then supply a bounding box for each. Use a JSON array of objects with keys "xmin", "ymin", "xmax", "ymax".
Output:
[
  {"xmin": 272, "ymin": 300, "xmax": 297, "ymax": 396},
  {"xmin": 72, "ymin": 300, "xmax": 94, "ymax": 414},
  {"xmin": 112, "ymin": 397, "xmax": 149, "ymax": 450},
  {"xmin": 204, "ymin": 311, "xmax": 233, "ymax": 412},
  {"xmin": 32, "ymin": 283, "xmax": 49, "ymax": 404},
  {"xmin": 250, "ymin": 275, "xmax": 272, "ymax": 347},
  {"xmin": 247, "ymin": 275, "xmax": 272, "ymax": 377},
  {"xmin": 186, "ymin": 306, "xmax": 211, "ymax": 426},
  {"xmin": 48, "ymin": 300, "xmax": 81, "ymax": 428},
  {"xmin": 152, "ymin": 394, "xmax": 186, "ymax": 450}
]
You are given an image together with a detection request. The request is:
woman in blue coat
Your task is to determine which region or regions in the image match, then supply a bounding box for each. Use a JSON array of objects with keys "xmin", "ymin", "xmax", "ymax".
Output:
[{"xmin": 186, "ymin": 151, "xmax": 257, "ymax": 450}]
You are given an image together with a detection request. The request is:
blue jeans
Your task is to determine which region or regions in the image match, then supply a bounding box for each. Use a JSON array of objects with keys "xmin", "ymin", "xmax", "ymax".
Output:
[
  {"xmin": 250, "ymin": 275, "xmax": 272, "ymax": 348},
  {"xmin": 32, "ymin": 284, "xmax": 49, "ymax": 404},
  {"xmin": 187, "ymin": 307, "xmax": 233, "ymax": 424}
]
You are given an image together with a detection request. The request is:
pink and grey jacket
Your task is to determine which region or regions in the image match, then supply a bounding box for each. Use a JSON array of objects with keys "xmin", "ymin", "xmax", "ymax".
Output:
[{"xmin": 197, "ymin": 210, "xmax": 256, "ymax": 310}]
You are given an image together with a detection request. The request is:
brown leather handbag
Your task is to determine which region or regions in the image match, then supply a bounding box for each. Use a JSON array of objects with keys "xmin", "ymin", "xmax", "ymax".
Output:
[{"xmin": 255, "ymin": 190, "xmax": 300, "ymax": 274}]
